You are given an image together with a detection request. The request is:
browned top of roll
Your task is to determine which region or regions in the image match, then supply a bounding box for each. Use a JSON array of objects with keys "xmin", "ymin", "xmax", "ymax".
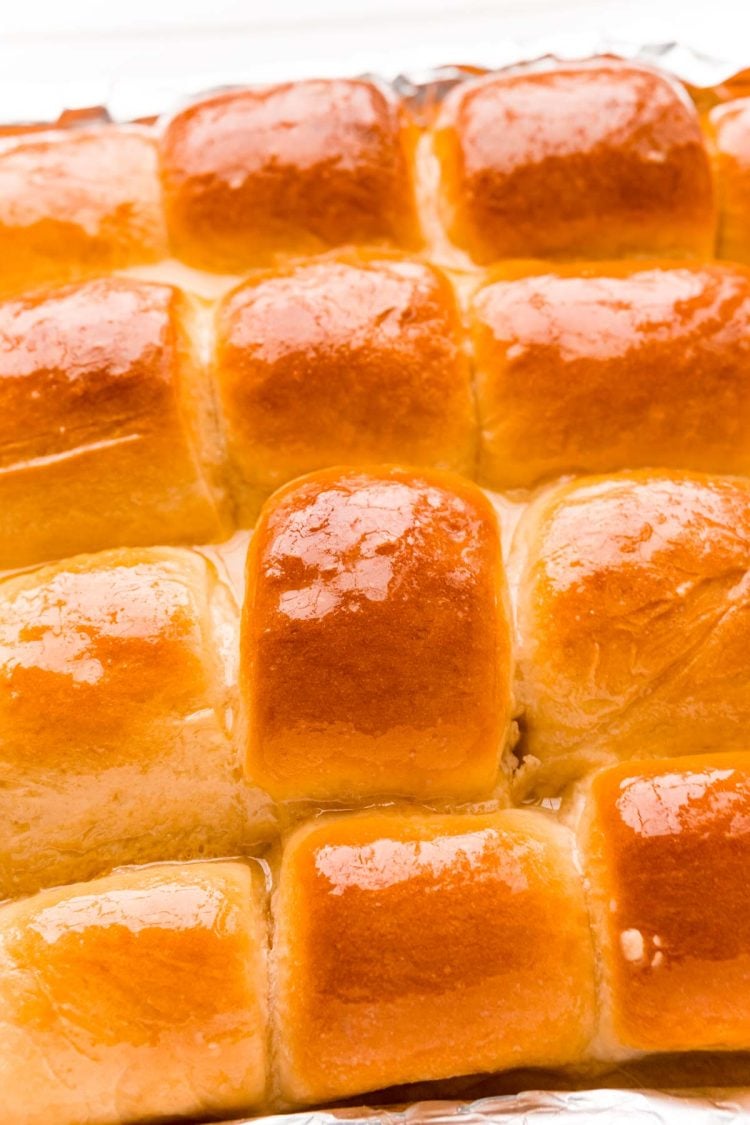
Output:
[
  {"xmin": 471, "ymin": 259, "xmax": 750, "ymax": 488},
  {"xmin": 0, "ymin": 861, "xmax": 268, "ymax": 1124},
  {"xmin": 160, "ymin": 80, "xmax": 421, "ymax": 271},
  {"xmin": 514, "ymin": 470, "xmax": 750, "ymax": 792},
  {"xmin": 433, "ymin": 59, "xmax": 715, "ymax": 263},
  {"xmin": 275, "ymin": 808, "xmax": 596, "ymax": 1104},
  {"xmin": 242, "ymin": 465, "xmax": 511, "ymax": 803},
  {"xmin": 0, "ymin": 276, "xmax": 227, "ymax": 567},
  {"xmin": 215, "ymin": 248, "xmax": 475, "ymax": 521},
  {"xmin": 583, "ymin": 752, "xmax": 750, "ymax": 1053},
  {"xmin": 708, "ymin": 96, "xmax": 750, "ymax": 262},
  {"xmin": 0, "ymin": 126, "xmax": 167, "ymax": 297}
]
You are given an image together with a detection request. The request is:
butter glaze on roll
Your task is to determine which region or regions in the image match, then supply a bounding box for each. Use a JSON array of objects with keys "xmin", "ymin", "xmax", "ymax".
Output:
[
  {"xmin": 0, "ymin": 861, "xmax": 268, "ymax": 1125},
  {"xmin": 0, "ymin": 547, "xmax": 274, "ymax": 899},
  {"xmin": 160, "ymin": 80, "xmax": 421, "ymax": 271},
  {"xmin": 708, "ymin": 98, "xmax": 750, "ymax": 263},
  {"xmin": 242, "ymin": 467, "xmax": 511, "ymax": 802},
  {"xmin": 0, "ymin": 126, "xmax": 167, "ymax": 297},
  {"xmin": 471, "ymin": 260, "xmax": 750, "ymax": 488},
  {"xmin": 274, "ymin": 809, "xmax": 596, "ymax": 1105},
  {"xmin": 215, "ymin": 250, "xmax": 475, "ymax": 522},
  {"xmin": 7, "ymin": 56, "xmax": 750, "ymax": 1123},
  {"xmin": 513, "ymin": 471, "xmax": 750, "ymax": 792},
  {"xmin": 433, "ymin": 60, "xmax": 715, "ymax": 263},
  {"xmin": 0, "ymin": 277, "xmax": 228, "ymax": 568},
  {"xmin": 581, "ymin": 754, "xmax": 750, "ymax": 1054}
]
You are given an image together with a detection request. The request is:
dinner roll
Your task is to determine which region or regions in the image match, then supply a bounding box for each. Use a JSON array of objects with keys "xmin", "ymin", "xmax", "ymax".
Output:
[
  {"xmin": 0, "ymin": 861, "xmax": 268, "ymax": 1125},
  {"xmin": 0, "ymin": 126, "xmax": 167, "ymax": 297},
  {"xmin": 160, "ymin": 80, "xmax": 421, "ymax": 271},
  {"xmin": 0, "ymin": 547, "xmax": 274, "ymax": 899},
  {"xmin": 215, "ymin": 250, "xmax": 475, "ymax": 523},
  {"xmin": 242, "ymin": 467, "xmax": 511, "ymax": 803},
  {"xmin": 0, "ymin": 276, "xmax": 228, "ymax": 568},
  {"xmin": 274, "ymin": 809, "xmax": 596, "ymax": 1105},
  {"xmin": 471, "ymin": 260, "xmax": 750, "ymax": 489},
  {"xmin": 513, "ymin": 471, "xmax": 750, "ymax": 793},
  {"xmin": 708, "ymin": 98, "xmax": 750, "ymax": 262},
  {"xmin": 581, "ymin": 753, "xmax": 750, "ymax": 1053},
  {"xmin": 433, "ymin": 60, "xmax": 714, "ymax": 263}
]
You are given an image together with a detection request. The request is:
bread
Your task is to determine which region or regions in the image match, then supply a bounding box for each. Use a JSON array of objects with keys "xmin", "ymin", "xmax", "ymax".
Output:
[
  {"xmin": 9, "ymin": 56, "xmax": 750, "ymax": 1122},
  {"xmin": 0, "ymin": 546, "xmax": 274, "ymax": 899},
  {"xmin": 0, "ymin": 126, "xmax": 167, "ymax": 297},
  {"xmin": 512, "ymin": 470, "xmax": 750, "ymax": 793},
  {"xmin": 581, "ymin": 753, "xmax": 750, "ymax": 1053},
  {"xmin": 0, "ymin": 276, "xmax": 228, "ymax": 568},
  {"xmin": 5, "ymin": 775, "xmax": 750, "ymax": 1120},
  {"xmin": 274, "ymin": 808, "xmax": 596, "ymax": 1105},
  {"xmin": 0, "ymin": 861, "xmax": 268, "ymax": 1125},
  {"xmin": 160, "ymin": 80, "xmax": 421, "ymax": 271},
  {"xmin": 242, "ymin": 466, "xmax": 512, "ymax": 802},
  {"xmin": 708, "ymin": 97, "xmax": 750, "ymax": 263},
  {"xmin": 215, "ymin": 249, "xmax": 475, "ymax": 523},
  {"xmin": 432, "ymin": 59, "xmax": 715, "ymax": 263},
  {"xmin": 471, "ymin": 260, "xmax": 750, "ymax": 489}
]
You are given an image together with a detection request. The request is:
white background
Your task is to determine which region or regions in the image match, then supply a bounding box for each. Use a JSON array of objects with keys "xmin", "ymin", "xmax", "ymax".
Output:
[{"xmin": 1, "ymin": 0, "xmax": 749, "ymax": 120}]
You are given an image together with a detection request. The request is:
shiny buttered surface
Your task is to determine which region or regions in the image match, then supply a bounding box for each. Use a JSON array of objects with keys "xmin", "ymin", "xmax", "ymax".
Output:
[
  {"xmin": 0, "ymin": 126, "xmax": 167, "ymax": 296},
  {"xmin": 215, "ymin": 250, "xmax": 475, "ymax": 522},
  {"xmin": 6, "ymin": 56, "xmax": 750, "ymax": 1125},
  {"xmin": 513, "ymin": 471, "xmax": 750, "ymax": 791},
  {"xmin": 0, "ymin": 276, "xmax": 227, "ymax": 568},
  {"xmin": 0, "ymin": 862, "xmax": 268, "ymax": 1125},
  {"xmin": 274, "ymin": 810, "xmax": 596, "ymax": 1104},
  {"xmin": 5, "ymin": 473, "xmax": 750, "ymax": 1119},
  {"xmin": 242, "ymin": 466, "xmax": 511, "ymax": 802},
  {"xmin": 582, "ymin": 754, "xmax": 750, "ymax": 1053},
  {"xmin": 3, "ymin": 60, "xmax": 750, "ymax": 563},
  {"xmin": 471, "ymin": 260, "xmax": 750, "ymax": 488},
  {"xmin": 6, "ymin": 256, "xmax": 750, "ymax": 564},
  {"xmin": 0, "ymin": 547, "xmax": 275, "ymax": 899},
  {"xmin": 708, "ymin": 97, "xmax": 750, "ymax": 263},
  {"xmin": 159, "ymin": 79, "xmax": 421, "ymax": 271},
  {"xmin": 431, "ymin": 59, "xmax": 715, "ymax": 263}
]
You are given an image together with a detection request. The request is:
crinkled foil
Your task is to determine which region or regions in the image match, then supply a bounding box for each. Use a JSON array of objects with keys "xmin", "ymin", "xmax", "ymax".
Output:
[
  {"xmin": 3, "ymin": 38, "xmax": 750, "ymax": 127},
  {"xmin": 9, "ymin": 36, "xmax": 750, "ymax": 1125},
  {"xmin": 220, "ymin": 1089, "xmax": 750, "ymax": 1124}
]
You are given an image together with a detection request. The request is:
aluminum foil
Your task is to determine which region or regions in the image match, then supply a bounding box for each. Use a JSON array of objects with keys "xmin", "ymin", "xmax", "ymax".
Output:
[
  {"xmin": 8, "ymin": 36, "xmax": 750, "ymax": 1125},
  {"xmin": 221, "ymin": 1089, "xmax": 750, "ymax": 1124},
  {"xmin": 2, "ymin": 38, "xmax": 749, "ymax": 127}
]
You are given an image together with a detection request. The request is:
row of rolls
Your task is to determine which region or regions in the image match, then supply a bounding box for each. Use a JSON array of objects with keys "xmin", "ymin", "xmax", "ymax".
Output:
[
  {"xmin": 10, "ymin": 463, "xmax": 750, "ymax": 896},
  {"xmin": 4, "ymin": 462, "xmax": 750, "ymax": 1121},
  {"xmin": 4, "ymin": 747, "xmax": 750, "ymax": 1121},
  {"xmin": 8, "ymin": 253, "xmax": 750, "ymax": 568},
  {"xmin": 6, "ymin": 58, "xmax": 750, "ymax": 286}
]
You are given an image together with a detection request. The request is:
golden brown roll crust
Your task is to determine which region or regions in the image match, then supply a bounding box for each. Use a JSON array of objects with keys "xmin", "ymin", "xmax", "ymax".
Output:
[
  {"xmin": 433, "ymin": 60, "xmax": 715, "ymax": 263},
  {"xmin": 274, "ymin": 808, "xmax": 596, "ymax": 1105},
  {"xmin": 215, "ymin": 250, "xmax": 476, "ymax": 522},
  {"xmin": 0, "ymin": 126, "xmax": 167, "ymax": 297},
  {"xmin": 513, "ymin": 471, "xmax": 750, "ymax": 793},
  {"xmin": 160, "ymin": 80, "xmax": 421, "ymax": 271},
  {"xmin": 242, "ymin": 467, "xmax": 511, "ymax": 802},
  {"xmin": 471, "ymin": 260, "xmax": 750, "ymax": 488},
  {"xmin": 0, "ymin": 276, "xmax": 228, "ymax": 568},
  {"xmin": 582, "ymin": 753, "xmax": 750, "ymax": 1053},
  {"xmin": 708, "ymin": 98, "xmax": 750, "ymax": 262},
  {"xmin": 0, "ymin": 861, "xmax": 268, "ymax": 1125},
  {"xmin": 0, "ymin": 547, "xmax": 274, "ymax": 898}
]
